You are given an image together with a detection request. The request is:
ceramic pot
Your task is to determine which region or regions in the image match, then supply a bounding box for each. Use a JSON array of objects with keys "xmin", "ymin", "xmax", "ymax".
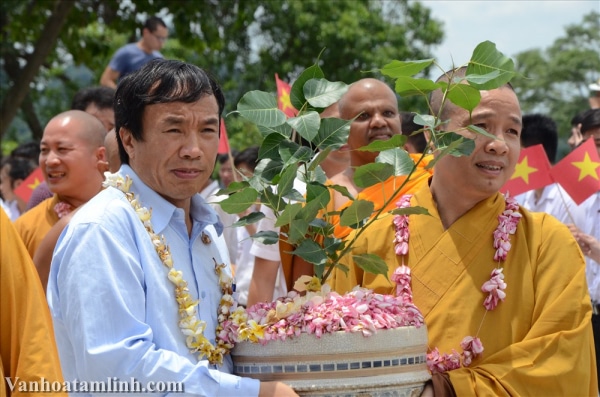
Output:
[{"xmin": 232, "ymin": 325, "xmax": 430, "ymax": 397}]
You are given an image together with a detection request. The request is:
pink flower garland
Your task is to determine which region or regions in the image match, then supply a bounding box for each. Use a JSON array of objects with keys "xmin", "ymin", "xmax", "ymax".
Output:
[
  {"xmin": 393, "ymin": 193, "xmax": 521, "ymax": 374},
  {"xmin": 54, "ymin": 201, "xmax": 73, "ymax": 218}
]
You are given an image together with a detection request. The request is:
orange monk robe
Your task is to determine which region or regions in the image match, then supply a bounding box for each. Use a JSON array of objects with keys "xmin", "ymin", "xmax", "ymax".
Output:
[
  {"xmin": 13, "ymin": 194, "xmax": 60, "ymax": 258},
  {"xmin": 333, "ymin": 183, "xmax": 597, "ymax": 396},
  {"xmin": 281, "ymin": 154, "xmax": 433, "ymax": 289},
  {"xmin": 328, "ymin": 153, "xmax": 433, "ymax": 239},
  {"xmin": 1, "ymin": 209, "xmax": 66, "ymax": 395}
]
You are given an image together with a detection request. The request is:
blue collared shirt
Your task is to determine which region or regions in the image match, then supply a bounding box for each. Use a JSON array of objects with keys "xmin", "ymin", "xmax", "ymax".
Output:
[{"xmin": 48, "ymin": 165, "xmax": 260, "ymax": 396}]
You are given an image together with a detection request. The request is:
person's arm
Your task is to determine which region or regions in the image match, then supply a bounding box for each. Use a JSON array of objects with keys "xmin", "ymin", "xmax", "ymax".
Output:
[
  {"xmin": 99, "ymin": 65, "xmax": 119, "ymax": 89},
  {"xmin": 33, "ymin": 211, "xmax": 74, "ymax": 293},
  {"xmin": 247, "ymin": 256, "xmax": 280, "ymax": 307}
]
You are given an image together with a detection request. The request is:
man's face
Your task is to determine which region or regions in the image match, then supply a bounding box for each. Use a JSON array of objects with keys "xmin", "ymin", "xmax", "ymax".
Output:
[
  {"xmin": 582, "ymin": 125, "xmax": 600, "ymax": 158},
  {"xmin": 147, "ymin": 25, "xmax": 168, "ymax": 51},
  {"xmin": 122, "ymin": 96, "xmax": 220, "ymax": 208},
  {"xmin": 568, "ymin": 124, "xmax": 583, "ymax": 150},
  {"xmin": 85, "ymin": 103, "xmax": 115, "ymax": 132},
  {"xmin": 219, "ymin": 158, "xmax": 234, "ymax": 188},
  {"xmin": 342, "ymin": 82, "xmax": 401, "ymax": 166},
  {"xmin": 432, "ymin": 87, "xmax": 522, "ymax": 202},
  {"xmin": 40, "ymin": 117, "xmax": 103, "ymax": 204}
]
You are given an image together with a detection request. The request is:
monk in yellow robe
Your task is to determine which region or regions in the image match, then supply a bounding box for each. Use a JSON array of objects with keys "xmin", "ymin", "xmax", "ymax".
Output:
[
  {"xmin": 14, "ymin": 110, "xmax": 107, "ymax": 258},
  {"xmin": 333, "ymin": 70, "xmax": 597, "ymax": 396},
  {"xmin": 1, "ymin": 209, "xmax": 66, "ymax": 395}
]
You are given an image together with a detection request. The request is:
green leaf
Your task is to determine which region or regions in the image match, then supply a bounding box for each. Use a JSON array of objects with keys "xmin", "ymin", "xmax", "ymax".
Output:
[
  {"xmin": 216, "ymin": 180, "xmax": 249, "ymax": 195},
  {"xmin": 231, "ymin": 211, "xmax": 265, "ymax": 227},
  {"xmin": 280, "ymin": 145, "xmax": 313, "ymax": 168},
  {"xmin": 388, "ymin": 205, "xmax": 431, "ymax": 216},
  {"xmin": 353, "ymin": 162, "xmax": 394, "ymax": 188},
  {"xmin": 304, "ymin": 79, "xmax": 349, "ymax": 108},
  {"xmin": 250, "ymin": 231, "xmax": 280, "ymax": 245},
  {"xmin": 257, "ymin": 123, "xmax": 293, "ymax": 138},
  {"xmin": 287, "ymin": 218, "xmax": 309, "ymax": 245},
  {"xmin": 467, "ymin": 124, "xmax": 497, "ymax": 140},
  {"xmin": 446, "ymin": 83, "xmax": 481, "ymax": 113},
  {"xmin": 339, "ymin": 199, "xmax": 374, "ymax": 228},
  {"xmin": 237, "ymin": 91, "xmax": 287, "ymax": 127},
  {"xmin": 292, "ymin": 239, "xmax": 328, "ymax": 266},
  {"xmin": 259, "ymin": 133, "xmax": 286, "ymax": 160},
  {"xmin": 322, "ymin": 236, "xmax": 344, "ymax": 257},
  {"xmin": 463, "ymin": 70, "xmax": 500, "ymax": 85},
  {"xmin": 380, "ymin": 59, "xmax": 434, "ymax": 78},
  {"xmin": 274, "ymin": 202, "xmax": 304, "ymax": 228},
  {"xmin": 300, "ymin": 183, "xmax": 330, "ymax": 221},
  {"xmin": 219, "ymin": 189, "xmax": 258, "ymax": 214},
  {"xmin": 413, "ymin": 114, "xmax": 437, "ymax": 130},
  {"xmin": 328, "ymin": 183, "xmax": 354, "ymax": 201},
  {"xmin": 394, "ymin": 76, "xmax": 441, "ymax": 97},
  {"xmin": 277, "ymin": 163, "xmax": 298, "ymax": 198},
  {"xmin": 308, "ymin": 148, "xmax": 331, "ymax": 171},
  {"xmin": 254, "ymin": 159, "xmax": 283, "ymax": 182},
  {"xmin": 290, "ymin": 64, "xmax": 325, "ymax": 110},
  {"xmin": 313, "ymin": 117, "xmax": 352, "ymax": 151},
  {"xmin": 467, "ymin": 41, "xmax": 516, "ymax": 90},
  {"xmin": 286, "ymin": 111, "xmax": 321, "ymax": 142},
  {"xmin": 277, "ymin": 140, "xmax": 301, "ymax": 163},
  {"xmin": 357, "ymin": 134, "xmax": 406, "ymax": 152},
  {"xmin": 260, "ymin": 187, "xmax": 287, "ymax": 213},
  {"xmin": 434, "ymin": 132, "xmax": 476, "ymax": 158},
  {"xmin": 353, "ymin": 254, "xmax": 389, "ymax": 280},
  {"xmin": 376, "ymin": 148, "xmax": 415, "ymax": 176}
]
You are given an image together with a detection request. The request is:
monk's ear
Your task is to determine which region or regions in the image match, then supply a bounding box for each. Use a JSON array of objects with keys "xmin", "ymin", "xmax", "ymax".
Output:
[
  {"xmin": 119, "ymin": 127, "xmax": 135, "ymax": 160},
  {"xmin": 95, "ymin": 146, "xmax": 108, "ymax": 173}
]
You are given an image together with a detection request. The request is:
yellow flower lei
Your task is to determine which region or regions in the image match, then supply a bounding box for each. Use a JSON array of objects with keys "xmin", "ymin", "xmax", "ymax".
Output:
[{"xmin": 103, "ymin": 173, "xmax": 235, "ymax": 365}]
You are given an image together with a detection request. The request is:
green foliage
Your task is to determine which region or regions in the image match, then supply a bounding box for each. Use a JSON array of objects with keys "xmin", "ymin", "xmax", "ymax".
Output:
[
  {"xmin": 511, "ymin": 11, "xmax": 600, "ymax": 159},
  {"xmin": 223, "ymin": 42, "xmax": 517, "ymax": 285}
]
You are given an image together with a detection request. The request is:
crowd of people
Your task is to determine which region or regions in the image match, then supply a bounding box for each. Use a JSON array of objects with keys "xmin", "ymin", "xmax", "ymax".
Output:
[{"xmin": 1, "ymin": 15, "xmax": 599, "ymax": 397}]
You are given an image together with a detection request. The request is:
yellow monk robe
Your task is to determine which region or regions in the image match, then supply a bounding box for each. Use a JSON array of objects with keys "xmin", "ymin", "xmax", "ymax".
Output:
[
  {"xmin": 280, "ymin": 154, "xmax": 433, "ymax": 289},
  {"xmin": 333, "ymin": 183, "xmax": 598, "ymax": 396},
  {"xmin": 13, "ymin": 194, "xmax": 60, "ymax": 258},
  {"xmin": 1, "ymin": 209, "xmax": 66, "ymax": 396}
]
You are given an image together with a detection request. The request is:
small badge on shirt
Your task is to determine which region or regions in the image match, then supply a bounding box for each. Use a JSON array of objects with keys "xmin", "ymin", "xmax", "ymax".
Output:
[{"xmin": 201, "ymin": 232, "xmax": 211, "ymax": 245}]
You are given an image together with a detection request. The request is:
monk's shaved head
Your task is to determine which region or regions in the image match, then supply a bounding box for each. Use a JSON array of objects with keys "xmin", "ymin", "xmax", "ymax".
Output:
[
  {"xmin": 44, "ymin": 110, "xmax": 107, "ymax": 148},
  {"xmin": 338, "ymin": 78, "xmax": 398, "ymax": 120}
]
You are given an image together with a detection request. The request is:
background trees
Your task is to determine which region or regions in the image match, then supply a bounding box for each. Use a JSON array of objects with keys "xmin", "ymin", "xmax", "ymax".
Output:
[
  {"xmin": 511, "ymin": 11, "xmax": 600, "ymax": 158},
  {"xmin": 0, "ymin": 0, "xmax": 443, "ymax": 152},
  {"xmin": 1, "ymin": 2, "xmax": 598, "ymax": 158}
]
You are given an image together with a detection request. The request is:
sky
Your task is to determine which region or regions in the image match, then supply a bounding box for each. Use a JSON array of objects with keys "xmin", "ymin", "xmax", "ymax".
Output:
[{"xmin": 419, "ymin": 0, "xmax": 599, "ymax": 71}]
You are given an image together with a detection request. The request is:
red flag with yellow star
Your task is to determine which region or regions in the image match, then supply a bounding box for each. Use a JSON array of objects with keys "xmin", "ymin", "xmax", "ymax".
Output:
[
  {"xmin": 14, "ymin": 167, "xmax": 44, "ymax": 203},
  {"xmin": 500, "ymin": 144, "xmax": 553, "ymax": 196},
  {"xmin": 550, "ymin": 138, "xmax": 600, "ymax": 204},
  {"xmin": 275, "ymin": 73, "xmax": 297, "ymax": 118}
]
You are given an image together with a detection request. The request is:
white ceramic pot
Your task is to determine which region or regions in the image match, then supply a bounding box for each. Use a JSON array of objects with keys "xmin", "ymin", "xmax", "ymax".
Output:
[{"xmin": 232, "ymin": 325, "xmax": 431, "ymax": 397}]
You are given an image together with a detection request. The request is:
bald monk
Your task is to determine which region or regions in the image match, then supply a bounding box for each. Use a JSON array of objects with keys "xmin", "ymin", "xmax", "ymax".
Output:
[
  {"xmin": 333, "ymin": 68, "xmax": 597, "ymax": 396},
  {"xmin": 1, "ymin": 209, "xmax": 66, "ymax": 396},
  {"xmin": 15, "ymin": 110, "xmax": 107, "ymax": 260}
]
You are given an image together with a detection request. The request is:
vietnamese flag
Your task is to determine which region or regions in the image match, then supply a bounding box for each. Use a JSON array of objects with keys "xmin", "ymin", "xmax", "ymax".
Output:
[
  {"xmin": 550, "ymin": 138, "xmax": 600, "ymax": 204},
  {"xmin": 218, "ymin": 117, "xmax": 230, "ymax": 155},
  {"xmin": 14, "ymin": 167, "xmax": 44, "ymax": 203},
  {"xmin": 500, "ymin": 144, "xmax": 553, "ymax": 196},
  {"xmin": 275, "ymin": 73, "xmax": 297, "ymax": 118}
]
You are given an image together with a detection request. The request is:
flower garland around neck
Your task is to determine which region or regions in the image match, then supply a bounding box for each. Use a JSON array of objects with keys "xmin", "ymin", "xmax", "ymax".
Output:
[
  {"xmin": 102, "ymin": 173, "xmax": 237, "ymax": 365},
  {"xmin": 392, "ymin": 193, "xmax": 521, "ymax": 374},
  {"xmin": 54, "ymin": 201, "xmax": 74, "ymax": 218}
]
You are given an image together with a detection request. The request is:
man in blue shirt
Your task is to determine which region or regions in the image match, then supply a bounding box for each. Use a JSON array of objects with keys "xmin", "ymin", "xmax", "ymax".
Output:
[
  {"xmin": 49, "ymin": 59, "xmax": 297, "ymax": 397},
  {"xmin": 99, "ymin": 17, "xmax": 167, "ymax": 89}
]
